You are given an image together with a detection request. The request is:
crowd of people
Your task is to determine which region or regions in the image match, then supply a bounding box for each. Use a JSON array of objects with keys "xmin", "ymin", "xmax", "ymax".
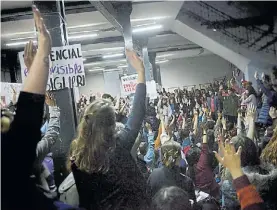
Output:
[{"xmin": 2, "ymin": 6, "xmax": 277, "ymax": 210}]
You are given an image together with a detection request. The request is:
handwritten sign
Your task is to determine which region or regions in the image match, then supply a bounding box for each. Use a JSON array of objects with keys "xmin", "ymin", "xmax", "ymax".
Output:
[
  {"xmin": 0, "ymin": 82, "xmax": 22, "ymax": 106},
  {"xmin": 121, "ymin": 74, "xmax": 138, "ymax": 95},
  {"xmin": 19, "ymin": 44, "xmax": 86, "ymax": 91}
]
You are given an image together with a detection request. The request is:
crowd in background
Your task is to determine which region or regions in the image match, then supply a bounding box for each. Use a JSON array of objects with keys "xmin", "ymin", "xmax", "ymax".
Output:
[{"xmin": 2, "ymin": 6, "xmax": 277, "ymax": 210}]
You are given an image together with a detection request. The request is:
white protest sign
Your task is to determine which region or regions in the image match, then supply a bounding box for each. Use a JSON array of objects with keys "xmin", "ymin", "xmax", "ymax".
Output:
[
  {"xmin": 121, "ymin": 74, "xmax": 138, "ymax": 95},
  {"xmin": 19, "ymin": 44, "xmax": 86, "ymax": 91},
  {"xmin": 146, "ymin": 80, "xmax": 158, "ymax": 99},
  {"xmin": 0, "ymin": 82, "xmax": 22, "ymax": 106}
]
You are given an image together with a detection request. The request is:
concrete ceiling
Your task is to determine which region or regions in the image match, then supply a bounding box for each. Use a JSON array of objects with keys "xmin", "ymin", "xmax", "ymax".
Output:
[{"xmin": 1, "ymin": 1, "xmax": 213, "ymax": 73}]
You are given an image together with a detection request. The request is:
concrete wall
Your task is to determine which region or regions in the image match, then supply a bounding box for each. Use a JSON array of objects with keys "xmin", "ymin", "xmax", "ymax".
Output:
[{"xmin": 160, "ymin": 54, "xmax": 233, "ymax": 90}]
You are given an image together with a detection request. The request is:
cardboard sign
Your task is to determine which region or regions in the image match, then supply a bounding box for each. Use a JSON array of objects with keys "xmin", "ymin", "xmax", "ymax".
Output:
[
  {"xmin": 121, "ymin": 74, "xmax": 138, "ymax": 95},
  {"xmin": 19, "ymin": 44, "xmax": 86, "ymax": 91},
  {"xmin": 0, "ymin": 82, "xmax": 22, "ymax": 106}
]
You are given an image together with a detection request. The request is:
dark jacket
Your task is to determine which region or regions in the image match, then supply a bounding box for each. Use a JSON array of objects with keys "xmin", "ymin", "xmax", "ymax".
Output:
[
  {"xmin": 147, "ymin": 166, "xmax": 196, "ymax": 202},
  {"xmin": 2, "ymin": 92, "xmax": 57, "ymax": 210},
  {"xmin": 72, "ymin": 83, "xmax": 149, "ymax": 210},
  {"xmin": 223, "ymin": 93, "xmax": 239, "ymax": 117},
  {"xmin": 196, "ymin": 143, "xmax": 220, "ymax": 199}
]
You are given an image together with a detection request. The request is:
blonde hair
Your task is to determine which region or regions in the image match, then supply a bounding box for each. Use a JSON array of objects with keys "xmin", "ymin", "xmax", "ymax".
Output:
[
  {"xmin": 69, "ymin": 99, "xmax": 116, "ymax": 174},
  {"xmin": 161, "ymin": 141, "xmax": 181, "ymax": 168}
]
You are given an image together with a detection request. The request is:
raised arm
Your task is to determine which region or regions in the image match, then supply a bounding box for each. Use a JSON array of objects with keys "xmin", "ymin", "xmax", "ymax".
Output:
[
  {"xmin": 2, "ymin": 7, "xmax": 52, "ymax": 209},
  {"xmin": 246, "ymin": 105, "xmax": 256, "ymax": 140},
  {"xmin": 35, "ymin": 93, "xmax": 60, "ymax": 165},
  {"xmin": 121, "ymin": 49, "xmax": 146, "ymax": 151},
  {"xmin": 214, "ymin": 140, "xmax": 263, "ymax": 210},
  {"xmin": 255, "ymin": 71, "xmax": 272, "ymax": 98}
]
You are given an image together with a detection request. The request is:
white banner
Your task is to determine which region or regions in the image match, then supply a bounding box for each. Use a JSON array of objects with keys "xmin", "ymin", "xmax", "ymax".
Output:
[
  {"xmin": 0, "ymin": 82, "xmax": 22, "ymax": 106},
  {"xmin": 121, "ymin": 74, "xmax": 138, "ymax": 95},
  {"xmin": 146, "ymin": 80, "xmax": 158, "ymax": 99},
  {"xmin": 19, "ymin": 44, "xmax": 86, "ymax": 91}
]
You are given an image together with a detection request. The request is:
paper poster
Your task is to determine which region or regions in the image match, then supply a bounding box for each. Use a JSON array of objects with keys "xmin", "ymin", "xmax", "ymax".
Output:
[
  {"xmin": 121, "ymin": 74, "xmax": 138, "ymax": 95},
  {"xmin": 0, "ymin": 82, "xmax": 22, "ymax": 106},
  {"xmin": 146, "ymin": 80, "xmax": 158, "ymax": 99},
  {"xmin": 19, "ymin": 44, "xmax": 86, "ymax": 91}
]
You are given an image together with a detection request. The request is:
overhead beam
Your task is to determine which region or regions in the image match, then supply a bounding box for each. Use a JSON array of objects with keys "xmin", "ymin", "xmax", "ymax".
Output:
[
  {"xmin": 206, "ymin": 16, "xmax": 273, "ymax": 30},
  {"xmin": 258, "ymin": 36, "xmax": 277, "ymax": 52},
  {"xmin": 88, "ymin": 1, "xmax": 126, "ymax": 33},
  {"xmin": 1, "ymin": 1, "xmax": 97, "ymax": 22}
]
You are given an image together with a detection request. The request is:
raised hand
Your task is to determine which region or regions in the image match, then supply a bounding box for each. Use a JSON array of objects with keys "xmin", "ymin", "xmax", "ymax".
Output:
[
  {"xmin": 33, "ymin": 5, "xmax": 52, "ymax": 57},
  {"xmin": 246, "ymin": 104, "xmax": 256, "ymax": 119},
  {"xmin": 125, "ymin": 49, "xmax": 144, "ymax": 74},
  {"xmin": 214, "ymin": 139, "xmax": 243, "ymax": 179},
  {"xmin": 254, "ymin": 71, "xmax": 259, "ymax": 80},
  {"xmin": 269, "ymin": 107, "xmax": 277, "ymax": 119},
  {"xmin": 24, "ymin": 41, "xmax": 37, "ymax": 70},
  {"xmin": 45, "ymin": 92, "xmax": 56, "ymax": 107},
  {"xmin": 261, "ymin": 72, "xmax": 265, "ymax": 81}
]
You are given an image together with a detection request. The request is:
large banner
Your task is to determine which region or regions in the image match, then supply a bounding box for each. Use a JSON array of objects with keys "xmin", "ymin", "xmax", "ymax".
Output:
[
  {"xmin": 0, "ymin": 82, "xmax": 22, "ymax": 106},
  {"xmin": 19, "ymin": 44, "xmax": 86, "ymax": 91},
  {"xmin": 121, "ymin": 74, "xmax": 138, "ymax": 95}
]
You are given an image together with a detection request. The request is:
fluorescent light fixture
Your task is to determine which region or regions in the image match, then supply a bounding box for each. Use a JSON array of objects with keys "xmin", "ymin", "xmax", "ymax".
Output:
[
  {"xmin": 131, "ymin": 16, "xmax": 169, "ymax": 22},
  {"xmin": 83, "ymin": 47, "xmax": 124, "ymax": 53},
  {"xmin": 118, "ymin": 65, "xmax": 128, "ymax": 68},
  {"xmin": 89, "ymin": 68, "xmax": 104, "ymax": 72},
  {"xmin": 10, "ymin": 36, "xmax": 36, "ymax": 41},
  {"xmin": 132, "ymin": 25, "xmax": 163, "ymax": 33},
  {"xmin": 70, "ymin": 30, "xmax": 99, "ymax": 35},
  {"xmin": 2, "ymin": 31, "xmax": 34, "ymax": 37},
  {"xmin": 69, "ymin": 33, "xmax": 98, "ymax": 40},
  {"xmin": 85, "ymin": 59, "xmax": 126, "ymax": 66},
  {"xmin": 156, "ymin": 60, "xmax": 169, "ymax": 64},
  {"xmin": 103, "ymin": 68, "xmax": 120, "ymax": 72},
  {"xmin": 68, "ymin": 23, "xmax": 105, "ymax": 29},
  {"xmin": 6, "ymin": 40, "xmax": 37, "ymax": 47},
  {"xmin": 156, "ymin": 53, "xmax": 174, "ymax": 58},
  {"xmin": 102, "ymin": 53, "xmax": 124, "ymax": 59}
]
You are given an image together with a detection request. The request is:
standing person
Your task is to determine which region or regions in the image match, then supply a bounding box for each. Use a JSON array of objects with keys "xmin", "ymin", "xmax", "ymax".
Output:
[
  {"xmin": 69, "ymin": 50, "xmax": 149, "ymax": 210},
  {"xmin": 223, "ymin": 88, "xmax": 239, "ymax": 124},
  {"xmin": 241, "ymin": 85, "xmax": 257, "ymax": 109},
  {"xmin": 207, "ymin": 92, "xmax": 218, "ymax": 121},
  {"xmin": 255, "ymin": 72, "xmax": 275, "ymax": 126}
]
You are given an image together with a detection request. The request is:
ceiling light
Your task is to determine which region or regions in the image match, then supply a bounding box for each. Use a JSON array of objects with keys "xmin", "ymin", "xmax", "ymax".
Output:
[
  {"xmin": 156, "ymin": 53, "xmax": 174, "ymax": 58},
  {"xmin": 103, "ymin": 68, "xmax": 120, "ymax": 72},
  {"xmin": 118, "ymin": 65, "xmax": 128, "ymax": 68},
  {"xmin": 68, "ymin": 23, "xmax": 105, "ymax": 29},
  {"xmin": 83, "ymin": 47, "xmax": 125, "ymax": 53},
  {"xmin": 10, "ymin": 36, "xmax": 36, "ymax": 41},
  {"xmin": 132, "ymin": 25, "xmax": 163, "ymax": 33},
  {"xmin": 70, "ymin": 30, "xmax": 99, "ymax": 35},
  {"xmin": 6, "ymin": 40, "xmax": 37, "ymax": 47},
  {"xmin": 213, "ymin": 28, "xmax": 217, "ymax": 32},
  {"xmin": 2, "ymin": 31, "xmax": 34, "ymax": 37},
  {"xmin": 85, "ymin": 59, "xmax": 126, "ymax": 66},
  {"xmin": 102, "ymin": 53, "xmax": 124, "ymax": 59},
  {"xmin": 156, "ymin": 60, "xmax": 169, "ymax": 64},
  {"xmin": 69, "ymin": 33, "xmax": 98, "ymax": 40},
  {"xmin": 82, "ymin": 58, "xmax": 86, "ymax": 61},
  {"xmin": 131, "ymin": 16, "xmax": 169, "ymax": 22},
  {"xmin": 89, "ymin": 68, "xmax": 105, "ymax": 72}
]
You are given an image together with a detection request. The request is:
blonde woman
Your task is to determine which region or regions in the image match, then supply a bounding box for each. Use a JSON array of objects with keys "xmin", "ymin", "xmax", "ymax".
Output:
[{"xmin": 69, "ymin": 50, "xmax": 149, "ymax": 210}]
